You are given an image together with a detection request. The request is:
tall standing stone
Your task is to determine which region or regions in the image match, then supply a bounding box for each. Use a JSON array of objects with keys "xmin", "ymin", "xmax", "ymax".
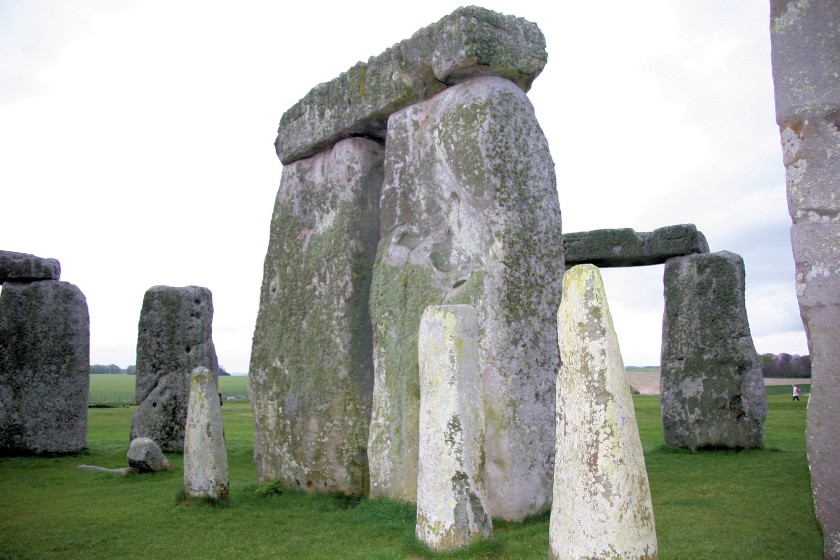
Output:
[
  {"xmin": 660, "ymin": 251, "xmax": 766, "ymax": 450},
  {"xmin": 130, "ymin": 285, "xmax": 218, "ymax": 452},
  {"xmin": 368, "ymin": 76, "xmax": 563, "ymax": 520},
  {"xmin": 770, "ymin": 1, "xmax": 840, "ymax": 555},
  {"xmin": 416, "ymin": 305, "xmax": 492, "ymax": 551},
  {"xmin": 0, "ymin": 280, "xmax": 89, "ymax": 454},
  {"xmin": 184, "ymin": 366, "xmax": 228, "ymax": 502},
  {"xmin": 551, "ymin": 264, "xmax": 657, "ymax": 560},
  {"xmin": 250, "ymin": 137, "xmax": 383, "ymax": 495}
]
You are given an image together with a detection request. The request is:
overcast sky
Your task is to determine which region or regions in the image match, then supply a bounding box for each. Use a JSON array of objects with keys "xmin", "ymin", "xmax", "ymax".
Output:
[{"xmin": 0, "ymin": 0, "xmax": 807, "ymax": 372}]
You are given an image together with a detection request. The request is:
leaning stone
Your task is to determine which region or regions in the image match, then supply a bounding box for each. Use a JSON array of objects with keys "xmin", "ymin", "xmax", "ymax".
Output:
[
  {"xmin": 0, "ymin": 280, "xmax": 89, "ymax": 455},
  {"xmin": 416, "ymin": 305, "xmax": 492, "ymax": 552},
  {"xmin": 184, "ymin": 367, "xmax": 228, "ymax": 501},
  {"xmin": 660, "ymin": 251, "xmax": 767, "ymax": 450},
  {"xmin": 275, "ymin": 6, "xmax": 547, "ymax": 164},
  {"xmin": 127, "ymin": 437, "xmax": 172, "ymax": 473},
  {"xmin": 550, "ymin": 264, "xmax": 657, "ymax": 560},
  {"xmin": 130, "ymin": 286, "xmax": 218, "ymax": 452},
  {"xmin": 250, "ymin": 138, "xmax": 382, "ymax": 495},
  {"xmin": 563, "ymin": 224, "xmax": 709, "ymax": 267},
  {"xmin": 0, "ymin": 250, "xmax": 61, "ymax": 282},
  {"xmin": 770, "ymin": 2, "xmax": 840, "ymax": 555},
  {"xmin": 368, "ymin": 76, "xmax": 563, "ymax": 520}
]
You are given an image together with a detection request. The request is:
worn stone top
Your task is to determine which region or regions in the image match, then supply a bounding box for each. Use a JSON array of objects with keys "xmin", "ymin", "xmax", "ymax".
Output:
[
  {"xmin": 0, "ymin": 250, "xmax": 61, "ymax": 283},
  {"xmin": 563, "ymin": 224, "xmax": 709, "ymax": 268},
  {"xmin": 275, "ymin": 6, "xmax": 547, "ymax": 164}
]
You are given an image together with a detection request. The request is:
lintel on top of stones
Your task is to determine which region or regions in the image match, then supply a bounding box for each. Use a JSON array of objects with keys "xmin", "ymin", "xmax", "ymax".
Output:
[{"xmin": 563, "ymin": 224, "xmax": 710, "ymax": 268}]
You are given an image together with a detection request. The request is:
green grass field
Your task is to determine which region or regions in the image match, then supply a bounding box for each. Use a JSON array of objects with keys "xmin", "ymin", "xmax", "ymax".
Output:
[
  {"xmin": 88, "ymin": 374, "xmax": 250, "ymax": 404},
  {"xmin": 0, "ymin": 393, "xmax": 822, "ymax": 559}
]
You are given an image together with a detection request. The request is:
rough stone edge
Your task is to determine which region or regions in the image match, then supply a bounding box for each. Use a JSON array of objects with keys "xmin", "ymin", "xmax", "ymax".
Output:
[
  {"xmin": 0, "ymin": 250, "xmax": 61, "ymax": 282},
  {"xmin": 563, "ymin": 224, "xmax": 709, "ymax": 267}
]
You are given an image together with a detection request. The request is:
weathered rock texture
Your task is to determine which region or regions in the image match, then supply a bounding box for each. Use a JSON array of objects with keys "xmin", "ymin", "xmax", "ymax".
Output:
[
  {"xmin": 660, "ymin": 251, "xmax": 766, "ymax": 450},
  {"xmin": 770, "ymin": 1, "xmax": 840, "ymax": 555},
  {"xmin": 0, "ymin": 279, "xmax": 89, "ymax": 454},
  {"xmin": 0, "ymin": 250, "xmax": 60, "ymax": 282},
  {"xmin": 275, "ymin": 6, "xmax": 547, "ymax": 164},
  {"xmin": 368, "ymin": 76, "xmax": 563, "ymax": 520},
  {"xmin": 250, "ymin": 138, "xmax": 383, "ymax": 495},
  {"xmin": 184, "ymin": 367, "xmax": 228, "ymax": 501},
  {"xmin": 416, "ymin": 305, "xmax": 492, "ymax": 551},
  {"xmin": 563, "ymin": 224, "xmax": 709, "ymax": 267},
  {"xmin": 130, "ymin": 285, "xmax": 218, "ymax": 453},
  {"xmin": 127, "ymin": 437, "xmax": 172, "ymax": 473},
  {"xmin": 551, "ymin": 264, "xmax": 657, "ymax": 560}
]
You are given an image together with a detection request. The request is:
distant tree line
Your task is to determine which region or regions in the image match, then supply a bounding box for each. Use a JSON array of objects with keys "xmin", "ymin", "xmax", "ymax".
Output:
[
  {"xmin": 89, "ymin": 364, "xmax": 136, "ymax": 375},
  {"xmin": 759, "ymin": 353, "xmax": 811, "ymax": 378}
]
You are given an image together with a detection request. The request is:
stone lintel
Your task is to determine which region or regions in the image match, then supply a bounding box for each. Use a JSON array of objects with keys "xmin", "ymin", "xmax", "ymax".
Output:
[
  {"xmin": 275, "ymin": 6, "xmax": 547, "ymax": 164},
  {"xmin": 563, "ymin": 224, "xmax": 709, "ymax": 268},
  {"xmin": 0, "ymin": 250, "xmax": 61, "ymax": 283}
]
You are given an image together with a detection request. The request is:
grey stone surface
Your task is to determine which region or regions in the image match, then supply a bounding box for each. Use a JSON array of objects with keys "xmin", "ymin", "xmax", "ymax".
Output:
[
  {"xmin": 368, "ymin": 76, "xmax": 563, "ymax": 520},
  {"xmin": 250, "ymin": 137, "xmax": 382, "ymax": 495},
  {"xmin": 770, "ymin": 2, "xmax": 840, "ymax": 555},
  {"xmin": 0, "ymin": 280, "xmax": 89, "ymax": 454},
  {"xmin": 127, "ymin": 437, "xmax": 172, "ymax": 472},
  {"xmin": 660, "ymin": 251, "xmax": 766, "ymax": 450},
  {"xmin": 0, "ymin": 250, "xmax": 60, "ymax": 282},
  {"xmin": 130, "ymin": 285, "xmax": 218, "ymax": 453},
  {"xmin": 184, "ymin": 367, "xmax": 228, "ymax": 501},
  {"xmin": 563, "ymin": 224, "xmax": 709, "ymax": 267},
  {"xmin": 275, "ymin": 6, "xmax": 547, "ymax": 164},
  {"xmin": 416, "ymin": 305, "xmax": 492, "ymax": 551},
  {"xmin": 551, "ymin": 265, "xmax": 657, "ymax": 560}
]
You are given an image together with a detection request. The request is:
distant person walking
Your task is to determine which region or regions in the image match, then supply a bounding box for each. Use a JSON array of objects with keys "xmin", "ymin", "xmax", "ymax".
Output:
[{"xmin": 792, "ymin": 385, "xmax": 801, "ymax": 401}]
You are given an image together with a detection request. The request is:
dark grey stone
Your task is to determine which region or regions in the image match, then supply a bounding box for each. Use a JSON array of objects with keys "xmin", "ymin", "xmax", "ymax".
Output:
[
  {"xmin": 563, "ymin": 225, "xmax": 709, "ymax": 267},
  {"xmin": 0, "ymin": 280, "xmax": 89, "ymax": 454},
  {"xmin": 127, "ymin": 437, "xmax": 171, "ymax": 472},
  {"xmin": 130, "ymin": 285, "xmax": 218, "ymax": 453},
  {"xmin": 274, "ymin": 6, "xmax": 547, "ymax": 164},
  {"xmin": 770, "ymin": 1, "xmax": 840, "ymax": 555},
  {"xmin": 0, "ymin": 250, "xmax": 60, "ymax": 282},
  {"xmin": 250, "ymin": 138, "xmax": 382, "ymax": 495},
  {"xmin": 660, "ymin": 251, "xmax": 766, "ymax": 451}
]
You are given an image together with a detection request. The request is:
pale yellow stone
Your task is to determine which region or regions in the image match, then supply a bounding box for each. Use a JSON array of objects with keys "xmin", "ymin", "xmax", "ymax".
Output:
[{"xmin": 184, "ymin": 366, "xmax": 229, "ymax": 501}]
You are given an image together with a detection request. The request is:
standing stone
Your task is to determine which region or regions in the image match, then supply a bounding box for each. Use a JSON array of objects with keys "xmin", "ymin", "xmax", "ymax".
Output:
[
  {"xmin": 184, "ymin": 366, "xmax": 228, "ymax": 501},
  {"xmin": 416, "ymin": 305, "xmax": 492, "ymax": 551},
  {"xmin": 550, "ymin": 264, "xmax": 657, "ymax": 560},
  {"xmin": 660, "ymin": 251, "xmax": 766, "ymax": 450},
  {"xmin": 127, "ymin": 437, "xmax": 172, "ymax": 473},
  {"xmin": 0, "ymin": 280, "xmax": 89, "ymax": 454},
  {"xmin": 770, "ymin": 1, "xmax": 840, "ymax": 555},
  {"xmin": 368, "ymin": 76, "xmax": 563, "ymax": 520},
  {"xmin": 130, "ymin": 286, "xmax": 218, "ymax": 453},
  {"xmin": 250, "ymin": 137, "xmax": 383, "ymax": 495}
]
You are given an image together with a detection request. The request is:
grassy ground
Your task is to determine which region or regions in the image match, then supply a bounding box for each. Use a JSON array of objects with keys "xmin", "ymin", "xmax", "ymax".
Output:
[
  {"xmin": 0, "ymin": 396, "xmax": 821, "ymax": 559},
  {"xmin": 88, "ymin": 374, "xmax": 250, "ymax": 405}
]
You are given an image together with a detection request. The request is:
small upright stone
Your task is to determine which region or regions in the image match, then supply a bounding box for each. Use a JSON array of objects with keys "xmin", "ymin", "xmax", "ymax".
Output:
[
  {"xmin": 127, "ymin": 437, "xmax": 172, "ymax": 473},
  {"xmin": 661, "ymin": 252, "xmax": 766, "ymax": 450},
  {"xmin": 184, "ymin": 367, "xmax": 228, "ymax": 502},
  {"xmin": 0, "ymin": 280, "xmax": 89, "ymax": 454},
  {"xmin": 416, "ymin": 305, "xmax": 492, "ymax": 552},
  {"xmin": 0, "ymin": 250, "xmax": 61, "ymax": 282},
  {"xmin": 550, "ymin": 264, "xmax": 657, "ymax": 560},
  {"xmin": 130, "ymin": 286, "xmax": 219, "ymax": 452}
]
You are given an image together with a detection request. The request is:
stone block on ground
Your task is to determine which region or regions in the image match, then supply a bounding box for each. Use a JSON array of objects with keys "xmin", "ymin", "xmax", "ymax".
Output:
[
  {"xmin": 0, "ymin": 250, "xmax": 61, "ymax": 283},
  {"xmin": 416, "ymin": 305, "xmax": 492, "ymax": 551},
  {"xmin": 275, "ymin": 6, "xmax": 547, "ymax": 164},
  {"xmin": 130, "ymin": 285, "xmax": 218, "ymax": 453},
  {"xmin": 0, "ymin": 280, "xmax": 89, "ymax": 454},
  {"xmin": 563, "ymin": 224, "xmax": 709, "ymax": 267},
  {"xmin": 660, "ymin": 251, "xmax": 766, "ymax": 450},
  {"xmin": 367, "ymin": 76, "xmax": 563, "ymax": 520},
  {"xmin": 127, "ymin": 437, "xmax": 172, "ymax": 472},
  {"xmin": 249, "ymin": 137, "xmax": 383, "ymax": 495},
  {"xmin": 550, "ymin": 264, "xmax": 657, "ymax": 560},
  {"xmin": 184, "ymin": 366, "xmax": 228, "ymax": 501}
]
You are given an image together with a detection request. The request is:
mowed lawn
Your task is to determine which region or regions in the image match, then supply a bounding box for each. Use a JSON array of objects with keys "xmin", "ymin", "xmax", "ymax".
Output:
[
  {"xmin": 0, "ymin": 391, "xmax": 822, "ymax": 559},
  {"xmin": 88, "ymin": 374, "xmax": 250, "ymax": 404}
]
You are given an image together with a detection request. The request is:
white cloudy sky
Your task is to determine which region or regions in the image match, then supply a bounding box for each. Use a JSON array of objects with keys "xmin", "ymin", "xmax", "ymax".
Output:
[{"xmin": 0, "ymin": 0, "xmax": 807, "ymax": 372}]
